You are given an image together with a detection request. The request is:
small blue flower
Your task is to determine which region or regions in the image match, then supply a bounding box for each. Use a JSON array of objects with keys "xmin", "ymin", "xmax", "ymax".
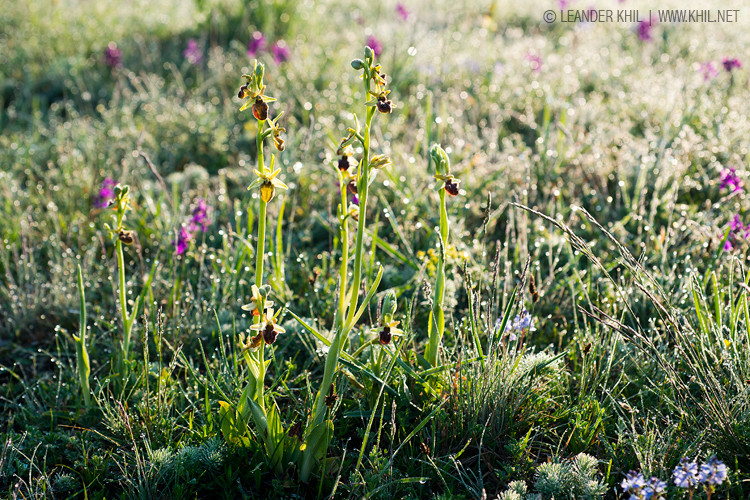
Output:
[
  {"xmin": 501, "ymin": 310, "xmax": 535, "ymax": 341},
  {"xmin": 699, "ymin": 456, "xmax": 728, "ymax": 486},
  {"xmin": 673, "ymin": 458, "xmax": 699, "ymax": 488},
  {"xmin": 621, "ymin": 470, "xmax": 647, "ymax": 492},
  {"xmin": 646, "ymin": 477, "xmax": 666, "ymax": 493}
]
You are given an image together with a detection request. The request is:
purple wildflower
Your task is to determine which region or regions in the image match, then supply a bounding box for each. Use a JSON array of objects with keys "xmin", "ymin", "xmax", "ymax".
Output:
[
  {"xmin": 645, "ymin": 477, "xmax": 667, "ymax": 494},
  {"xmin": 247, "ymin": 31, "xmax": 267, "ymax": 57},
  {"xmin": 271, "ymin": 41, "xmax": 290, "ymax": 64},
  {"xmin": 94, "ymin": 178, "xmax": 117, "ymax": 208},
  {"xmin": 558, "ymin": 0, "xmax": 570, "ymax": 9},
  {"xmin": 189, "ymin": 198, "xmax": 210, "ymax": 232},
  {"xmin": 183, "ymin": 39, "xmax": 203, "ymax": 65},
  {"xmin": 622, "ymin": 470, "xmax": 666, "ymax": 499},
  {"xmin": 673, "ymin": 458, "xmax": 700, "ymax": 488},
  {"xmin": 499, "ymin": 310, "xmax": 535, "ymax": 341},
  {"xmin": 724, "ymin": 214, "xmax": 750, "ymax": 251},
  {"xmin": 173, "ymin": 225, "xmax": 194, "ymax": 255},
  {"xmin": 699, "ymin": 61, "xmax": 719, "ymax": 81},
  {"xmin": 396, "ymin": 2, "xmax": 411, "ymax": 20},
  {"xmin": 637, "ymin": 19, "xmax": 655, "ymax": 42},
  {"xmin": 525, "ymin": 52, "xmax": 542, "ymax": 73},
  {"xmin": 621, "ymin": 471, "xmax": 647, "ymax": 492},
  {"xmin": 699, "ymin": 456, "xmax": 728, "ymax": 486},
  {"xmin": 722, "ymin": 57, "xmax": 741, "ymax": 72},
  {"xmin": 366, "ymin": 35, "xmax": 383, "ymax": 58},
  {"xmin": 730, "ymin": 214, "xmax": 744, "ymax": 232},
  {"xmin": 104, "ymin": 43, "xmax": 122, "ymax": 68},
  {"xmin": 351, "ymin": 194, "xmax": 359, "ymax": 206},
  {"xmin": 720, "ymin": 167, "xmax": 743, "ymax": 193}
]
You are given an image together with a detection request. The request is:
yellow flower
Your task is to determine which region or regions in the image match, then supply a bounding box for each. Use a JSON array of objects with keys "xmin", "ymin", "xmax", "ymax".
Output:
[{"xmin": 247, "ymin": 155, "xmax": 288, "ymax": 203}]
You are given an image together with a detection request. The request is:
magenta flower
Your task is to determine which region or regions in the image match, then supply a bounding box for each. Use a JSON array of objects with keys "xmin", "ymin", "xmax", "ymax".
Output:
[
  {"xmin": 271, "ymin": 41, "xmax": 290, "ymax": 64},
  {"xmin": 366, "ymin": 35, "xmax": 383, "ymax": 58},
  {"xmin": 173, "ymin": 225, "xmax": 194, "ymax": 255},
  {"xmin": 699, "ymin": 61, "xmax": 719, "ymax": 81},
  {"xmin": 724, "ymin": 214, "xmax": 749, "ymax": 251},
  {"xmin": 104, "ymin": 43, "xmax": 122, "ymax": 68},
  {"xmin": 247, "ymin": 31, "xmax": 267, "ymax": 57},
  {"xmin": 173, "ymin": 199, "xmax": 211, "ymax": 255},
  {"xmin": 525, "ymin": 52, "xmax": 542, "ymax": 73},
  {"xmin": 636, "ymin": 19, "xmax": 655, "ymax": 41},
  {"xmin": 558, "ymin": 0, "xmax": 570, "ymax": 9},
  {"xmin": 183, "ymin": 39, "xmax": 203, "ymax": 65},
  {"xmin": 720, "ymin": 167, "xmax": 743, "ymax": 193},
  {"xmin": 94, "ymin": 178, "xmax": 117, "ymax": 208},
  {"xmin": 396, "ymin": 3, "xmax": 411, "ymax": 20},
  {"xmin": 189, "ymin": 198, "xmax": 210, "ymax": 232},
  {"xmin": 722, "ymin": 57, "xmax": 742, "ymax": 72}
]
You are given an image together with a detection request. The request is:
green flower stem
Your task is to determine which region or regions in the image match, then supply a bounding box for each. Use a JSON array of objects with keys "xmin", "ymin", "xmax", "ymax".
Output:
[
  {"xmin": 345, "ymin": 101, "xmax": 375, "ymax": 327},
  {"xmin": 337, "ymin": 181, "xmax": 349, "ymax": 322},
  {"xmin": 426, "ymin": 188, "xmax": 448, "ymax": 367},
  {"xmin": 302, "ymin": 61, "xmax": 377, "ymax": 483},
  {"xmin": 116, "ymin": 239, "xmax": 133, "ymax": 359},
  {"xmin": 76, "ymin": 264, "xmax": 91, "ymax": 406},
  {"xmin": 254, "ymin": 120, "xmax": 268, "ymax": 410}
]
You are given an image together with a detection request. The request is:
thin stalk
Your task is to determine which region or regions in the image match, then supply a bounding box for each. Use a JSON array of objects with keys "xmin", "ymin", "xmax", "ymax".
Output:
[
  {"xmin": 254, "ymin": 120, "xmax": 268, "ymax": 410},
  {"xmin": 426, "ymin": 189, "xmax": 448, "ymax": 366},
  {"xmin": 302, "ymin": 61, "xmax": 377, "ymax": 483},
  {"xmin": 76, "ymin": 264, "xmax": 91, "ymax": 406},
  {"xmin": 344, "ymin": 78, "xmax": 375, "ymax": 328},
  {"xmin": 117, "ymin": 239, "xmax": 132, "ymax": 359},
  {"xmin": 337, "ymin": 182, "xmax": 349, "ymax": 322},
  {"xmin": 255, "ymin": 121, "xmax": 267, "ymax": 289}
]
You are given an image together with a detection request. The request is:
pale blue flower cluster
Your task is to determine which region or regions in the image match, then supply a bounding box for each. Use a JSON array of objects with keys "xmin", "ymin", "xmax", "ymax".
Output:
[
  {"xmin": 621, "ymin": 471, "xmax": 666, "ymax": 499},
  {"xmin": 502, "ymin": 310, "xmax": 535, "ymax": 340},
  {"xmin": 622, "ymin": 455, "xmax": 727, "ymax": 499}
]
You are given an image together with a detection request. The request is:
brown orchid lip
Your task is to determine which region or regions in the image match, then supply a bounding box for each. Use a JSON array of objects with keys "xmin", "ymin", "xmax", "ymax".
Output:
[
  {"xmin": 253, "ymin": 96, "xmax": 269, "ymax": 121},
  {"xmin": 444, "ymin": 180, "xmax": 459, "ymax": 197},
  {"xmin": 376, "ymin": 97, "xmax": 392, "ymax": 114},
  {"xmin": 118, "ymin": 230, "xmax": 134, "ymax": 245},
  {"xmin": 379, "ymin": 326, "xmax": 392, "ymax": 345},
  {"xmin": 263, "ymin": 323, "xmax": 278, "ymax": 344},
  {"xmin": 337, "ymin": 156, "xmax": 350, "ymax": 171}
]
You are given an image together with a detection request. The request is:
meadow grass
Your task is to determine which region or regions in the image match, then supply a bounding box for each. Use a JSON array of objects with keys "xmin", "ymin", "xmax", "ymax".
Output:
[{"xmin": 1, "ymin": 0, "xmax": 749, "ymax": 498}]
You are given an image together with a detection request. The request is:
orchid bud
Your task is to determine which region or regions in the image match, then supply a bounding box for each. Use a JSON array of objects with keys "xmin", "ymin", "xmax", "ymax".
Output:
[
  {"xmin": 380, "ymin": 289, "xmax": 397, "ymax": 326},
  {"xmin": 369, "ymin": 154, "xmax": 391, "ymax": 169},
  {"xmin": 430, "ymin": 144, "xmax": 450, "ymax": 176}
]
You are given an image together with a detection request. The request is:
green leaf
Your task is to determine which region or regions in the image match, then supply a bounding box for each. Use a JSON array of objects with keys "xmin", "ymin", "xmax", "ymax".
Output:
[{"xmin": 345, "ymin": 266, "xmax": 384, "ymax": 331}]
